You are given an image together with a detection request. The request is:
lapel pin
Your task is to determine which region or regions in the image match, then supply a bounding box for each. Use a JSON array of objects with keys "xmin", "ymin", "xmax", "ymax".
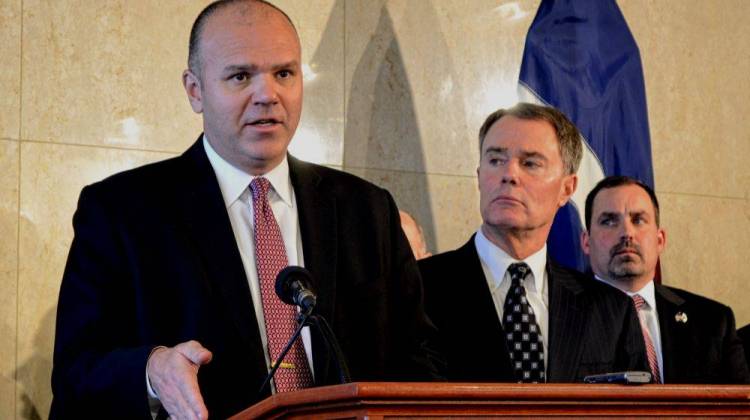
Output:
[{"xmin": 675, "ymin": 312, "xmax": 688, "ymax": 323}]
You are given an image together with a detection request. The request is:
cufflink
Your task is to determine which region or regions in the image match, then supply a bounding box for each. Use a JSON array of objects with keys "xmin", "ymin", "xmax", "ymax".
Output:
[{"xmin": 675, "ymin": 312, "xmax": 688, "ymax": 323}]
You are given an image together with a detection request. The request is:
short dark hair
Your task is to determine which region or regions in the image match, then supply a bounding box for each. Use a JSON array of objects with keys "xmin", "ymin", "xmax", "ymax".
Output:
[
  {"xmin": 585, "ymin": 175, "xmax": 660, "ymax": 230},
  {"xmin": 478, "ymin": 102, "xmax": 583, "ymax": 175},
  {"xmin": 188, "ymin": 0, "xmax": 296, "ymax": 79}
]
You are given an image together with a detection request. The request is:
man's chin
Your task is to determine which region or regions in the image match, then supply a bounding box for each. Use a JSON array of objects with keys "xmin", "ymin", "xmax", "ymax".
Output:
[{"xmin": 610, "ymin": 263, "xmax": 643, "ymax": 279}]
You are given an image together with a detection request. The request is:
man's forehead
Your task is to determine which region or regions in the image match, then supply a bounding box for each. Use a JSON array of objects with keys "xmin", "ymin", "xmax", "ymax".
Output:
[
  {"xmin": 594, "ymin": 186, "xmax": 655, "ymax": 214},
  {"xmin": 484, "ymin": 117, "xmax": 559, "ymax": 152}
]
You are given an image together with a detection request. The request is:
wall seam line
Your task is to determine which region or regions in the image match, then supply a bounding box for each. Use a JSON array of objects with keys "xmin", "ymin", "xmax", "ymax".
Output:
[{"xmin": 16, "ymin": 0, "xmax": 24, "ymax": 418}]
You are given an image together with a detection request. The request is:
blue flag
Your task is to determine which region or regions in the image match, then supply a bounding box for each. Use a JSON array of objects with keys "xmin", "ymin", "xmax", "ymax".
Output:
[{"xmin": 518, "ymin": 0, "xmax": 654, "ymax": 271}]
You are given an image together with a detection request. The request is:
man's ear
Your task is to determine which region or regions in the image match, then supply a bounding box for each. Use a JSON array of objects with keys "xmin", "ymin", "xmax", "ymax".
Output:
[
  {"xmin": 581, "ymin": 229, "xmax": 591, "ymax": 255},
  {"xmin": 183, "ymin": 69, "xmax": 203, "ymax": 114},
  {"xmin": 656, "ymin": 227, "xmax": 666, "ymax": 255},
  {"xmin": 558, "ymin": 173, "xmax": 578, "ymax": 207}
]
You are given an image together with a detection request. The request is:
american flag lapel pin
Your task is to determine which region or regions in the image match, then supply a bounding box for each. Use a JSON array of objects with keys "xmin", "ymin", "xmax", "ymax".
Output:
[{"xmin": 675, "ymin": 312, "xmax": 688, "ymax": 323}]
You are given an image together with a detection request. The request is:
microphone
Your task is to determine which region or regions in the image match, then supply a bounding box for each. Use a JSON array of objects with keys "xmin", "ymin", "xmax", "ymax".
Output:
[
  {"xmin": 258, "ymin": 266, "xmax": 350, "ymax": 397},
  {"xmin": 275, "ymin": 266, "xmax": 317, "ymax": 315}
]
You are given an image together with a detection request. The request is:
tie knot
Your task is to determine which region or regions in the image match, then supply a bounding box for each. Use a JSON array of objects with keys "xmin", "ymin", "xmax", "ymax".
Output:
[
  {"xmin": 508, "ymin": 262, "xmax": 530, "ymax": 284},
  {"xmin": 250, "ymin": 177, "xmax": 271, "ymax": 203},
  {"xmin": 632, "ymin": 294, "xmax": 646, "ymax": 310}
]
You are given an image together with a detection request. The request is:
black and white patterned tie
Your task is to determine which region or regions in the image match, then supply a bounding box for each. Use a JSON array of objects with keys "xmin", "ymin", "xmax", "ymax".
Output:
[{"xmin": 503, "ymin": 262, "xmax": 545, "ymax": 383}]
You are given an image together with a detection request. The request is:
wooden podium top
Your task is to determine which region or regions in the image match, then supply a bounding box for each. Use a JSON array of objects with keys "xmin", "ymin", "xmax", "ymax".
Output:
[{"xmin": 231, "ymin": 382, "xmax": 750, "ymax": 419}]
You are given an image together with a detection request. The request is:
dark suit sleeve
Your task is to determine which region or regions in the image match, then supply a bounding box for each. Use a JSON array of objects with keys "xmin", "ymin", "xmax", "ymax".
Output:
[
  {"xmin": 382, "ymin": 191, "xmax": 444, "ymax": 380},
  {"xmin": 719, "ymin": 306, "xmax": 750, "ymax": 383},
  {"xmin": 51, "ymin": 185, "xmax": 154, "ymax": 419}
]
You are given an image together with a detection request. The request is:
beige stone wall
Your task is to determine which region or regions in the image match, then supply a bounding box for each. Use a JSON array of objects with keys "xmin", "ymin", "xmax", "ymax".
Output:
[{"xmin": 0, "ymin": 0, "xmax": 747, "ymax": 417}]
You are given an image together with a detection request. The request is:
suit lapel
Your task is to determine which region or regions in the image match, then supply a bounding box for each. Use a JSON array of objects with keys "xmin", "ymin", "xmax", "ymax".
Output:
[
  {"xmin": 176, "ymin": 139, "xmax": 266, "ymax": 364},
  {"xmin": 655, "ymin": 285, "xmax": 687, "ymax": 382},
  {"xmin": 456, "ymin": 238, "xmax": 514, "ymax": 377},
  {"xmin": 546, "ymin": 261, "xmax": 587, "ymax": 381},
  {"xmin": 288, "ymin": 156, "xmax": 338, "ymax": 383}
]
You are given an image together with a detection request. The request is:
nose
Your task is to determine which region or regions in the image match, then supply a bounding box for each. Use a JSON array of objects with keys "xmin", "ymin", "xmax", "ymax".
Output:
[
  {"xmin": 500, "ymin": 160, "xmax": 519, "ymax": 185},
  {"xmin": 252, "ymin": 74, "xmax": 279, "ymax": 106},
  {"xmin": 619, "ymin": 219, "xmax": 635, "ymax": 241}
]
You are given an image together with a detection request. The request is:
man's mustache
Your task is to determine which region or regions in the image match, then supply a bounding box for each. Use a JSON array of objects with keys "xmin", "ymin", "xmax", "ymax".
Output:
[{"xmin": 609, "ymin": 239, "xmax": 642, "ymax": 258}]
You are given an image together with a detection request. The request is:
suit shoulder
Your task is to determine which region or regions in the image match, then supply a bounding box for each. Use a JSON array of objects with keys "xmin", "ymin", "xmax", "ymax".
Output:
[
  {"xmin": 298, "ymin": 160, "xmax": 387, "ymax": 194},
  {"xmin": 419, "ymin": 248, "xmax": 464, "ymax": 273},
  {"xmin": 548, "ymin": 261, "xmax": 631, "ymax": 302},
  {"xmin": 84, "ymin": 155, "xmax": 183, "ymax": 198},
  {"xmin": 418, "ymin": 238, "xmax": 476, "ymax": 282},
  {"xmin": 660, "ymin": 285, "xmax": 734, "ymax": 314},
  {"xmin": 290, "ymin": 158, "xmax": 396, "ymax": 212}
]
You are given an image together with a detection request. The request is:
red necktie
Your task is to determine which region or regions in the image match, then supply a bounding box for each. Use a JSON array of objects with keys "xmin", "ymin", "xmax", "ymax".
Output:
[
  {"xmin": 632, "ymin": 294, "xmax": 661, "ymax": 383},
  {"xmin": 250, "ymin": 177, "xmax": 313, "ymax": 392}
]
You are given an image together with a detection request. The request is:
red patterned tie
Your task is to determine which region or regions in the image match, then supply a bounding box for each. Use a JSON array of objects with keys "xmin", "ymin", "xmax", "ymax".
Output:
[
  {"xmin": 250, "ymin": 177, "xmax": 313, "ymax": 392},
  {"xmin": 632, "ymin": 294, "xmax": 661, "ymax": 383}
]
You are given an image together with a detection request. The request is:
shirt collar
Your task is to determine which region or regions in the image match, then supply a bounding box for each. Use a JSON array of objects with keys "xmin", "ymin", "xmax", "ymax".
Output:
[
  {"xmin": 475, "ymin": 228, "xmax": 547, "ymax": 293},
  {"xmin": 594, "ymin": 275, "xmax": 657, "ymax": 309},
  {"xmin": 203, "ymin": 135, "xmax": 293, "ymax": 208}
]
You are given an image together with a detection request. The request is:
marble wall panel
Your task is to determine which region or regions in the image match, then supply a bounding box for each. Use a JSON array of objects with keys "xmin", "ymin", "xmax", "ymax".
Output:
[
  {"xmin": 350, "ymin": 167, "xmax": 481, "ymax": 254},
  {"xmin": 17, "ymin": 143, "xmax": 174, "ymax": 419},
  {"xmin": 344, "ymin": 0, "xmax": 538, "ymax": 178},
  {"xmin": 277, "ymin": 0, "xmax": 345, "ymax": 166},
  {"xmin": 0, "ymin": 0, "xmax": 21, "ymax": 140},
  {"xmin": 619, "ymin": 0, "xmax": 750, "ymax": 199},
  {"xmin": 659, "ymin": 192, "xmax": 750, "ymax": 327},
  {"xmin": 4, "ymin": 1, "xmax": 750, "ymax": 416},
  {"xmin": 21, "ymin": 1, "xmax": 204, "ymax": 151},
  {"xmin": 0, "ymin": 140, "xmax": 19, "ymax": 420}
]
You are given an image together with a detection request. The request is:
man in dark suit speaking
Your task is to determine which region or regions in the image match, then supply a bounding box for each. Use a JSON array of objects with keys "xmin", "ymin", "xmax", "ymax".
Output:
[
  {"xmin": 582, "ymin": 175, "xmax": 750, "ymax": 384},
  {"xmin": 50, "ymin": 1, "xmax": 438, "ymax": 418},
  {"xmin": 419, "ymin": 103, "xmax": 646, "ymax": 383}
]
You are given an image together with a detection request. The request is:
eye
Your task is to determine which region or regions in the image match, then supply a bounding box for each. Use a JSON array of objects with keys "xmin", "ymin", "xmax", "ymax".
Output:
[
  {"xmin": 231, "ymin": 72, "xmax": 249, "ymax": 82},
  {"xmin": 599, "ymin": 216, "xmax": 616, "ymax": 227},
  {"xmin": 522, "ymin": 159, "xmax": 541, "ymax": 168},
  {"xmin": 277, "ymin": 69, "xmax": 293, "ymax": 79},
  {"xmin": 632, "ymin": 215, "xmax": 646, "ymax": 225},
  {"xmin": 487, "ymin": 155, "xmax": 506, "ymax": 167}
]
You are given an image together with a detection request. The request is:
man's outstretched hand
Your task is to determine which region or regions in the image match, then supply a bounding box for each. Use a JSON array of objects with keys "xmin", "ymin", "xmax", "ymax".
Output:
[{"xmin": 147, "ymin": 340, "xmax": 213, "ymax": 420}]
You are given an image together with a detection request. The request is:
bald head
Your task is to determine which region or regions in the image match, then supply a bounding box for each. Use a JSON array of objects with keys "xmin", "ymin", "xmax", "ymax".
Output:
[{"xmin": 188, "ymin": 0, "xmax": 298, "ymax": 80}]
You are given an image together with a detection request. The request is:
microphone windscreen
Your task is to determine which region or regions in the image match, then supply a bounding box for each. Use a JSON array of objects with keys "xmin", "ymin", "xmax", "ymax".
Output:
[{"xmin": 275, "ymin": 266, "xmax": 314, "ymax": 305}]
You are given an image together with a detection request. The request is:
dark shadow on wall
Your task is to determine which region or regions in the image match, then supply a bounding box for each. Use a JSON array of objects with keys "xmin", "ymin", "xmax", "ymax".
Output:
[
  {"xmin": 15, "ymin": 307, "xmax": 55, "ymax": 420},
  {"xmin": 341, "ymin": 1, "xmax": 436, "ymax": 252}
]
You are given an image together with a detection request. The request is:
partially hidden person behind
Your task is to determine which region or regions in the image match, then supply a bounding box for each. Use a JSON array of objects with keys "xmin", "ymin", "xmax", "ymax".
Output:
[{"xmin": 400, "ymin": 210, "xmax": 433, "ymax": 260}]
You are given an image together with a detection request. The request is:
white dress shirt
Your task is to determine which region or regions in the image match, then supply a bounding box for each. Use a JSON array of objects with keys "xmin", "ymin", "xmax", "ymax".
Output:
[
  {"xmin": 474, "ymin": 229, "xmax": 550, "ymax": 367},
  {"xmin": 594, "ymin": 276, "xmax": 664, "ymax": 380},
  {"xmin": 147, "ymin": 137, "xmax": 313, "ymax": 416},
  {"xmin": 203, "ymin": 136, "xmax": 314, "ymax": 374}
]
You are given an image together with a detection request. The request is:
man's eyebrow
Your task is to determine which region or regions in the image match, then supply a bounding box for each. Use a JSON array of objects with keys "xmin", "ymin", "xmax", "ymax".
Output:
[
  {"xmin": 597, "ymin": 211, "xmax": 619, "ymax": 220},
  {"xmin": 221, "ymin": 64, "xmax": 255, "ymax": 74},
  {"xmin": 222, "ymin": 60, "xmax": 300, "ymax": 74},
  {"xmin": 484, "ymin": 146, "xmax": 507, "ymax": 155},
  {"xmin": 519, "ymin": 150, "xmax": 547, "ymax": 161}
]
